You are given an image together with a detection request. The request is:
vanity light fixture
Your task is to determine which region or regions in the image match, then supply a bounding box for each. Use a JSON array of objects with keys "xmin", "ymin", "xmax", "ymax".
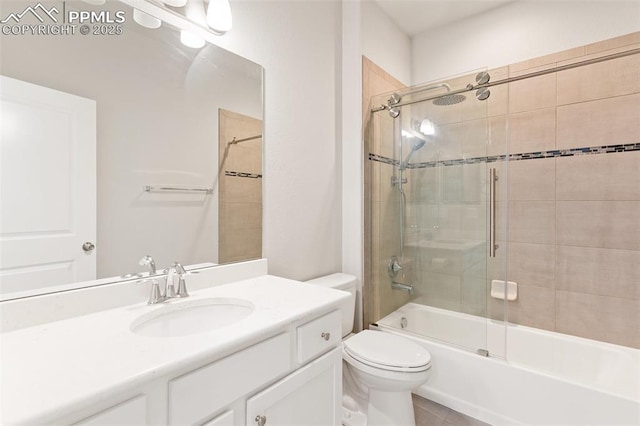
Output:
[
  {"xmin": 180, "ymin": 30, "xmax": 206, "ymax": 48},
  {"xmin": 206, "ymin": 0, "xmax": 232, "ymax": 34},
  {"xmin": 162, "ymin": 0, "xmax": 189, "ymax": 7},
  {"xmin": 133, "ymin": 8, "xmax": 162, "ymax": 29},
  {"xmin": 180, "ymin": 0, "xmax": 206, "ymax": 48},
  {"xmin": 419, "ymin": 118, "xmax": 436, "ymax": 136}
]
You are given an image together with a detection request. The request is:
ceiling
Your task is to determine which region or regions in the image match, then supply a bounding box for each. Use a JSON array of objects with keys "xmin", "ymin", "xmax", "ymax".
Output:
[{"xmin": 373, "ymin": 0, "xmax": 516, "ymax": 36}]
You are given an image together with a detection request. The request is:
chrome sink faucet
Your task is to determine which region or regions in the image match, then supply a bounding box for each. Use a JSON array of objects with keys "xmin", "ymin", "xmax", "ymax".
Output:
[
  {"xmin": 166, "ymin": 262, "xmax": 189, "ymax": 299},
  {"xmin": 138, "ymin": 255, "xmax": 157, "ymax": 276},
  {"xmin": 137, "ymin": 259, "xmax": 190, "ymax": 304}
]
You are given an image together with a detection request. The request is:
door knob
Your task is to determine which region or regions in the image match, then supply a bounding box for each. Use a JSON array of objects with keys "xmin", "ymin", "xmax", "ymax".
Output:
[
  {"xmin": 82, "ymin": 242, "xmax": 95, "ymax": 252},
  {"xmin": 255, "ymin": 415, "xmax": 267, "ymax": 426}
]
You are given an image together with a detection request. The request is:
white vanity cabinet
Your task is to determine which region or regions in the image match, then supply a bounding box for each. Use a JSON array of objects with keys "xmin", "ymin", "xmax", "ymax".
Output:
[
  {"xmin": 168, "ymin": 333, "xmax": 292, "ymax": 425},
  {"xmin": 1, "ymin": 274, "xmax": 350, "ymax": 426},
  {"xmin": 246, "ymin": 347, "xmax": 342, "ymax": 426},
  {"xmin": 168, "ymin": 309, "xmax": 342, "ymax": 426},
  {"xmin": 73, "ymin": 395, "xmax": 148, "ymax": 425}
]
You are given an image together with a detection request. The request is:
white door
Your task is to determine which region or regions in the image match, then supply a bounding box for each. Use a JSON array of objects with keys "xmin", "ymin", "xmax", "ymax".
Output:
[
  {"xmin": 0, "ymin": 75, "xmax": 96, "ymax": 298},
  {"xmin": 246, "ymin": 348, "xmax": 342, "ymax": 426}
]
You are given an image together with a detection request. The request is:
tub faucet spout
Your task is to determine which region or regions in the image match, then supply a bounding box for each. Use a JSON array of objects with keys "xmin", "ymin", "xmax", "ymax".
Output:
[{"xmin": 391, "ymin": 281, "xmax": 414, "ymax": 295}]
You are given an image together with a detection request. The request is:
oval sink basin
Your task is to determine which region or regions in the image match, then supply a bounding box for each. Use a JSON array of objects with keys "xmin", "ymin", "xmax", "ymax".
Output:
[{"xmin": 130, "ymin": 298, "xmax": 254, "ymax": 337}]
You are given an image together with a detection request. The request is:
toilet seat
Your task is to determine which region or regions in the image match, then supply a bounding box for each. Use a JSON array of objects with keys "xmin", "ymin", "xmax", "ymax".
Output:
[{"xmin": 343, "ymin": 330, "xmax": 431, "ymax": 372}]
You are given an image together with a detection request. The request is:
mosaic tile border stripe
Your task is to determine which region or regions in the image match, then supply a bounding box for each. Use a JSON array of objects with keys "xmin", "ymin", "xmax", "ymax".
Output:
[
  {"xmin": 225, "ymin": 171, "xmax": 263, "ymax": 179},
  {"xmin": 368, "ymin": 142, "xmax": 640, "ymax": 168}
]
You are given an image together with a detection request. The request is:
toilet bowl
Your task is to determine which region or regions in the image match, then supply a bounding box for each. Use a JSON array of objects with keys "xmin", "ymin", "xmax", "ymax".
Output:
[{"xmin": 306, "ymin": 274, "xmax": 431, "ymax": 426}]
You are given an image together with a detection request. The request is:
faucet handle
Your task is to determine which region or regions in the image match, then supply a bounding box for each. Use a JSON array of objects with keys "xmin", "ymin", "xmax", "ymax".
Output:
[
  {"xmin": 136, "ymin": 278, "xmax": 165, "ymax": 304},
  {"xmin": 171, "ymin": 262, "xmax": 190, "ymax": 298}
]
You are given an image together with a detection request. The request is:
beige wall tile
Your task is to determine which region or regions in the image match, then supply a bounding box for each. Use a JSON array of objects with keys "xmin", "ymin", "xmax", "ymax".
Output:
[
  {"xmin": 462, "ymin": 118, "xmax": 489, "ymax": 158},
  {"xmin": 507, "ymin": 158, "xmax": 556, "ymax": 201},
  {"xmin": 461, "ymin": 203, "xmax": 487, "ymax": 241},
  {"xmin": 508, "ymin": 71, "xmax": 556, "ymax": 113},
  {"xmin": 220, "ymin": 202, "xmax": 262, "ymax": 231},
  {"xmin": 507, "ymin": 242, "xmax": 556, "ymax": 288},
  {"xmin": 485, "ymin": 115, "xmax": 508, "ymax": 157},
  {"xmin": 223, "ymin": 176, "xmax": 262, "ymax": 204},
  {"xmin": 556, "ymin": 151, "xmax": 640, "ymax": 201},
  {"xmin": 508, "ymin": 108, "xmax": 556, "ymax": 154},
  {"xmin": 556, "ymin": 246, "xmax": 640, "ymax": 300},
  {"xmin": 504, "ymin": 201, "xmax": 556, "ymax": 244},
  {"xmin": 435, "ymin": 123, "xmax": 463, "ymax": 161},
  {"xmin": 556, "ymin": 290, "xmax": 640, "ymax": 348},
  {"xmin": 585, "ymin": 32, "xmax": 640, "ymax": 55},
  {"xmin": 557, "ymin": 93, "xmax": 640, "ymax": 150},
  {"xmin": 487, "ymin": 67, "xmax": 509, "ymax": 118},
  {"xmin": 505, "ymin": 284, "xmax": 556, "ymax": 331},
  {"xmin": 557, "ymin": 54, "xmax": 640, "ymax": 106},
  {"xmin": 510, "ymin": 46, "xmax": 585, "ymax": 74},
  {"xmin": 462, "ymin": 162, "xmax": 487, "ymax": 203},
  {"xmin": 556, "ymin": 201, "xmax": 640, "ymax": 250},
  {"xmin": 461, "ymin": 276, "xmax": 488, "ymax": 317},
  {"xmin": 462, "ymin": 91, "xmax": 488, "ymax": 122},
  {"xmin": 419, "ymin": 273, "xmax": 461, "ymax": 312}
]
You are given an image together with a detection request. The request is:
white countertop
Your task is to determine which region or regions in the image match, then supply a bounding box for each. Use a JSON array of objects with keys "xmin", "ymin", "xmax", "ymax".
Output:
[{"xmin": 0, "ymin": 275, "xmax": 349, "ymax": 425}]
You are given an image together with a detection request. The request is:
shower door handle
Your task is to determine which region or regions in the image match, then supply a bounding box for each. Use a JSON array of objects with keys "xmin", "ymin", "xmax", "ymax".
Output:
[{"xmin": 489, "ymin": 168, "xmax": 498, "ymax": 258}]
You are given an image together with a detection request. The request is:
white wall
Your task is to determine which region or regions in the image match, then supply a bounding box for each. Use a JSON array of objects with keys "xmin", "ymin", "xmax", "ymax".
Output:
[
  {"xmin": 412, "ymin": 0, "xmax": 640, "ymax": 84},
  {"xmin": 212, "ymin": 1, "xmax": 342, "ymax": 280},
  {"xmin": 360, "ymin": 0, "xmax": 412, "ymax": 85}
]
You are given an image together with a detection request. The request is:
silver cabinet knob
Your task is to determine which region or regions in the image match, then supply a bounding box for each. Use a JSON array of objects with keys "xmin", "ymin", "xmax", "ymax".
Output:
[
  {"xmin": 321, "ymin": 332, "xmax": 331, "ymax": 341},
  {"xmin": 82, "ymin": 242, "xmax": 95, "ymax": 252},
  {"xmin": 255, "ymin": 415, "xmax": 267, "ymax": 426}
]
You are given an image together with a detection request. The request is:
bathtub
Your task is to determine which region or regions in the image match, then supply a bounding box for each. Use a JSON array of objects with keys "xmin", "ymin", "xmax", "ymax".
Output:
[{"xmin": 376, "ymin": 303, "xmax": 640, "ymax": 425}]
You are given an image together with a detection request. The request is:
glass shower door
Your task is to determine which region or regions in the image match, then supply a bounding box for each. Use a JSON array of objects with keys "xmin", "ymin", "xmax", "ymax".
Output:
[{"xmin": 368, "ymin": 70, "xmax": 507, "ymax": 356}]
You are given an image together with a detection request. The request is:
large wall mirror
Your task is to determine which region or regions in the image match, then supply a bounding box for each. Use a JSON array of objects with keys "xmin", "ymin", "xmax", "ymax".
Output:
[{"xmin": 0, "ymin": 0, "xmax": 263, "ymax": 300}]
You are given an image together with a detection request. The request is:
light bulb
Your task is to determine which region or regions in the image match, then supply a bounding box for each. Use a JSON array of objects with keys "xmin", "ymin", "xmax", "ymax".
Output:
[
  {"xmin": 180, "ymin": 30, "xmax": 205, "ymax": 48},
  {"xmin": 206, "ymin": 0, "xmax": 232, "ymax": 34},
  {"xmin": 163, "ymin": 0, "xmax": 188, "ymax": 6},
  {"xmin": 419, "ymin": 119, "xmax": 435, "ymax": 136},
  {"xmin": 133, "ymin": 9, "xmax": 161, "ymax": 29}
]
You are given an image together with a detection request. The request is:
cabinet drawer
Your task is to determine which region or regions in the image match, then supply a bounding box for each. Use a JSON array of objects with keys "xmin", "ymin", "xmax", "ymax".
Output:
[
  {"xmin": 169, "ymin": 333, "xmax": 291, "ymax": 425},
  {"xmin": 296, "ymin": 310, "xmax": 341, "ymax": 364}
]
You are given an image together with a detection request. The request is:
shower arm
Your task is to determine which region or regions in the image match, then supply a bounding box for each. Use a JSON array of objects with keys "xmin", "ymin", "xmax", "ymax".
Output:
[{"xmin": 373, "ymin": 47, "xmax": 640, "ymax": 112}]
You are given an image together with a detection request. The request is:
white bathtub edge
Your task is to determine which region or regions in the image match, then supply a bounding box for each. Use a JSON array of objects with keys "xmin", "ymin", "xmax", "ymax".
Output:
[
  {"xmin": 379, "ymin": 326, "xmax": 640, "ymax": 426},
  {"xmin": 413, "ymin": 384, "xmax": 522, "ymax": 426}
]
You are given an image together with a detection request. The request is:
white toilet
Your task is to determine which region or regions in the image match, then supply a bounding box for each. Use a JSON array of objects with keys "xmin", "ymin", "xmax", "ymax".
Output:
[{"xmin": 307, "ymin": 273, "xmax": 431, "ymax": 426}]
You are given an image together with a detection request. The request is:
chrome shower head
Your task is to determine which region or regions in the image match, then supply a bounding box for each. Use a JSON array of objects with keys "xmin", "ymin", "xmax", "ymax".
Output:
[
  {"xmin": 400, "ymin": 139, "xmax": 426, "ymax": 170},
  {"xmin": 432, "ymin": 94, "xmax": 466, "ymax": 106}
]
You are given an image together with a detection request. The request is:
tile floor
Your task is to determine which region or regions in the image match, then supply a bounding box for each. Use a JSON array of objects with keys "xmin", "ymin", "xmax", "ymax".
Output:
[{"xmin": 413, "ymin": 394, "xmax": 491, "ymax": 426}]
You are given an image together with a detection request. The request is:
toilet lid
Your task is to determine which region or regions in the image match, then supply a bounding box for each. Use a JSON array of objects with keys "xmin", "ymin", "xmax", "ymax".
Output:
[{"xmin": 343, "ymin": 330, "xmax": 431, "ymax": 371}]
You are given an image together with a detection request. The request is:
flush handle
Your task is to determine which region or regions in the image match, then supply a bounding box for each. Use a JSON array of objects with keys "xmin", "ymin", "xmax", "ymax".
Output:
[
  {"xmin": 255, "ymin": 415, "xmax": 267, "ymax": 426},
  {"xmin": 321, "ymin": 332, "xmax": 331, "ymax": 341}
]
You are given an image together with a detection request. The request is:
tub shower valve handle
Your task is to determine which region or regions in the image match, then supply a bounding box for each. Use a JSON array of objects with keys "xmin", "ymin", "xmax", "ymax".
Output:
[
  {"xmin": 255, "ymin": 415, "xmax": 267, "ymax": 426},
  {"xmin": 388, "ymin": 256, "xmax": 402, "ymax": 278},
  {"xmin": 321, "ymin": 332, "xmax": 331, "ymax": 341}
]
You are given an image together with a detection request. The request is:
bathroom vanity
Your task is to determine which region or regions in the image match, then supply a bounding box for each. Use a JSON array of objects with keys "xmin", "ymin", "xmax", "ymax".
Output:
[{"xmin": 1, "ymin": 265, "xmax": 348, "ymax": 425}]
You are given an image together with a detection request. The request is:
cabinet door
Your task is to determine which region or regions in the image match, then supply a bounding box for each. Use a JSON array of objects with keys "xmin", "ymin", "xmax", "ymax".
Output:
[
  {"xmin": 202, "ymin": 410, "xmax": 234, "ymax": 426},
  {"xmin": 247, "ymin": 347, "xmax": 342, "ymax": 426}
]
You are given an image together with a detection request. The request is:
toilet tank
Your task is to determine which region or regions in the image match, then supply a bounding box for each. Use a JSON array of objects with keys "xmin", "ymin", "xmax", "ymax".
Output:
[{"xmin": 306, "ymin": 273, "xmax": 356, "ymax": 338}]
